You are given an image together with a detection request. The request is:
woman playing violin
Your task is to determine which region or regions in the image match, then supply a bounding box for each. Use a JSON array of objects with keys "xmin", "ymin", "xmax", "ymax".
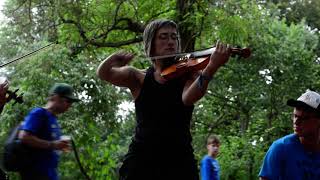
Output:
[{"xmin": 97, "ymin": 19, "xmax": 231, "ymax": 180}]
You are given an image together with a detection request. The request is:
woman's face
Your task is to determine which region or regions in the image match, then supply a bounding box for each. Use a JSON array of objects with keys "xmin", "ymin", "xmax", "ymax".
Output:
[{"xmin": 152, "ymin": 26, "xmax": 178, "ymax": 57}]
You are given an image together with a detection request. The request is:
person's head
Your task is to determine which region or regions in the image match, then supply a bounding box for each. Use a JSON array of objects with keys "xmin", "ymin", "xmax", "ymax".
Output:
[
  {"xmin": 287, "ymin": 90, "xmax": 320, "ymax": 138},
  {"xmin": 143, "ymin": 19, "xmax": 181, "ymax": 61},
  {"xmin": 206, "ymin": 134, "xmax": 221, "ymax": 158},
  {"xmin": 47, "ymin": 83, "xmax": 79, "ymax": 114}
]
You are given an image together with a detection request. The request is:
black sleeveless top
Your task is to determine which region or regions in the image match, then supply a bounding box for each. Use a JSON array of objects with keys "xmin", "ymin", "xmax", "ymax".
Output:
[{"xmin": 129, "ymin": 66, "xmax": 194, "ymax": 155}]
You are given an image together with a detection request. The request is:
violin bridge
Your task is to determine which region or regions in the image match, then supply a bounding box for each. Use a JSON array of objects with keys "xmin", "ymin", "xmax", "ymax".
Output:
[{"xmin": 179, "ymin": 54, "xmax": 192, "ymax": 62}]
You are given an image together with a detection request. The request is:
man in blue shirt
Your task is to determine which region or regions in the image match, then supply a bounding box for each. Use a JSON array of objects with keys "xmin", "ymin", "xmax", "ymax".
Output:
[
  {"xmin": 17, "ymin": 83, "xmax": 79, "ymax": 180},
  {"xmin": 259, "ymin": 89, "xmax": 320, "ymax": 180},
  {"xmin": 200, "ymin": 134, "xmax": 221, "ymax": 180}
]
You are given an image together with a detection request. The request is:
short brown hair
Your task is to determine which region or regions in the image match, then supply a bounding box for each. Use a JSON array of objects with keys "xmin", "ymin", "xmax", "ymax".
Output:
[
  {"xmin": 143, "ymin": 19, "xmax": 181, "ymax": 58},
  {"xmin": 207, "ymin": 134, "xmax": 221, "ymax": 145}
]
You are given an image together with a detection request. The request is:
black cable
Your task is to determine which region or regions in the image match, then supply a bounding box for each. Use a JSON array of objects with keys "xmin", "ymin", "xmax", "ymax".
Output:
[
  {"xmin": 71, "ymin": 139, "xmax": 91, "ymax": 180},
  {"xmin": 0, "ymin": 43, "xmax": 55, "ymax": 68}
]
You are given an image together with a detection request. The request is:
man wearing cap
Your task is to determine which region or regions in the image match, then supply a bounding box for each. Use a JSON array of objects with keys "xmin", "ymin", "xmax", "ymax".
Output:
[
  {"xmin": 259, "ymin": 89, "xmax": 320, "ymax": 180},
  {"xmin": 17, "ymin": 83, "xmax": 79, "ymax": 180}
]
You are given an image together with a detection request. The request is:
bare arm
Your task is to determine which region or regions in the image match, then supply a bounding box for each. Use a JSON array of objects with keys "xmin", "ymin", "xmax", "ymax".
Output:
[
  {"xmin": 182, "ymin": 42, "xmax": 231, "ymax": 105},
  {"xmin": 18, "ymin": 130, "xmax": 69, "ymax": 150},
  {"xmin": 96, "ymin": 52, "xmax": 143, "ymax": 90}
]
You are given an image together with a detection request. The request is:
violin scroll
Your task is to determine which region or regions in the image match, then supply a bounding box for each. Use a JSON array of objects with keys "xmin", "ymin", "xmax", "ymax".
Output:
[
  {"xmin": 6, "ymin": 89, "xmax": 24, "ymax": 105},
  {"xmin": 231, "ymin": 47, "xmax": 251, "ymax": 59}
]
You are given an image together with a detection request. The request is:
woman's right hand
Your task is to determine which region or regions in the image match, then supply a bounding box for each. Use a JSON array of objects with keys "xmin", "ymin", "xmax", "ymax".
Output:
[{"xmin": 110, "ymin": 51, "xmax": 135, "ymax": 67}]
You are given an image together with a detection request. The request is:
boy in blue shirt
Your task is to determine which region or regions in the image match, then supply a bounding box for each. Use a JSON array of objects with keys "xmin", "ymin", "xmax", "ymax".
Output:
[
  {"xmin": 17, "ymin": 83, "xmax": 79, "ymax": 180},
  {"xmin": 259, "ymin": 90, "xmax": 320, "ymax": 180},
  {"xmin": 200, "ymin": 134, "xmax": 221, "ymax": 180}
]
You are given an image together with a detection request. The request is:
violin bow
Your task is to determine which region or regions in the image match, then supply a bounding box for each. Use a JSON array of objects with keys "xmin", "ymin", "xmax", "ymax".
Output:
[
  {"xmin": 0, "ymin": 42, "xmax": 55, "ymax": 68},
  {"xmin": 148, "ymin": 46, "xmax": 250, "ymax": 60},
  {"xmin": 148, "ymin": 47, "xmax": 216, "ymax": 60}
]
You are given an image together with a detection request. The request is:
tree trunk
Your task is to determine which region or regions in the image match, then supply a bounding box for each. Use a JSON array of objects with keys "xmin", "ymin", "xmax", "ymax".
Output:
[{"xmin": 176, "ymin": 0, "xmax": 196, "ymax": 52}]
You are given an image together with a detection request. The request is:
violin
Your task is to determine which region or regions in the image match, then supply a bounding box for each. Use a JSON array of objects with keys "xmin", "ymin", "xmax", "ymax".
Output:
[{"xmin": 160, "ymin": 47, "xmax": 251, "ymax": 80}]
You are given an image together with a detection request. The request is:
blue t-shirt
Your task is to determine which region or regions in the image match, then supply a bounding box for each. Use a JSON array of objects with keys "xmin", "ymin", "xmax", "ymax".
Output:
[
  {"xmin": 20, "ymin": 107, "xmax": 62, "ymax": 180},
  {"xmin": 200, "ymin": 155, "xmax": 220, "ymax": 180},
  {"xmin": 259, "ymin": 134, "xmax": 320, "ymax": 180}
]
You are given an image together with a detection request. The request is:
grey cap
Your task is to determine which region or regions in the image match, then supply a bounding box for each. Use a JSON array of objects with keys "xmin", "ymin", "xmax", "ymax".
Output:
[
  {"xmin": 49, "ymin": 83, "xmax": 80, "ymax": 102},
  {"xmin": 287, "ymin": 89, "xmax": 320, "ymax": 112}
]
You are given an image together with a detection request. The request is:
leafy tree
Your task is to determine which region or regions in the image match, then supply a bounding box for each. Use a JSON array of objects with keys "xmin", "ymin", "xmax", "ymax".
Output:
[{"xmin": 0, "ymin": 0, "xmax": 319, "ymax": 179}]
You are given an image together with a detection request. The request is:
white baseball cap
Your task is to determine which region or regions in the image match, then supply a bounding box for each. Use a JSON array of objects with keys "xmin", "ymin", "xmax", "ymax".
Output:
[{"xmin": 287, "ymin": 89, "xmax": 320, "ymax": 112}]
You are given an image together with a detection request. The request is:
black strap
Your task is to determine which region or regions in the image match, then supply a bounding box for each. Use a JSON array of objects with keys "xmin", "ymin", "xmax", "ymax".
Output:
[
  {"xmin": 5, "ymin": 123, "xmax": 22, "ymax": 145},
  {"xmin": 197, "ymin": 72, "xmax": 212, "ymax": 90},
  {"xmin": 71, "ymin": 139, "xmax": 91, "ymax": 180}
]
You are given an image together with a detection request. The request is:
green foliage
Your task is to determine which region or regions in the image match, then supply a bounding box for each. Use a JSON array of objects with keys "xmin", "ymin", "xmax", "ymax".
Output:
[
  {"xmin": 0, "ymin": 0, "xmax": 319, "ymax": 179},
  {"xmin": 218, "ymin": 135, "xmax": 265, "ymax": 180},
  {"xmin": 193, "ymin": 1, "xmax": 319, "ymax": 179}
]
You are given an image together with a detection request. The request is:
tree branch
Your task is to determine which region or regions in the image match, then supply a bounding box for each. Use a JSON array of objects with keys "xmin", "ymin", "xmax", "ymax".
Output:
[
  {"xmin": 117, "ymin": 18, "xmax": 145, "ymax": 33},
  {"xmin": 89, "ymin": 36, "xmax": 143, "ymax": 47},
  {"xmin": 60, "ymin": 17, "xmax": 89, "ymax": 42}
]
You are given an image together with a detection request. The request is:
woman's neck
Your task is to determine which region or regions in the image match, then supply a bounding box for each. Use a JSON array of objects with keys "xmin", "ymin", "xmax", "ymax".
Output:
[{"xmin": 153, "ymin": 63, "xmax": 167, "ymax": 84}]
